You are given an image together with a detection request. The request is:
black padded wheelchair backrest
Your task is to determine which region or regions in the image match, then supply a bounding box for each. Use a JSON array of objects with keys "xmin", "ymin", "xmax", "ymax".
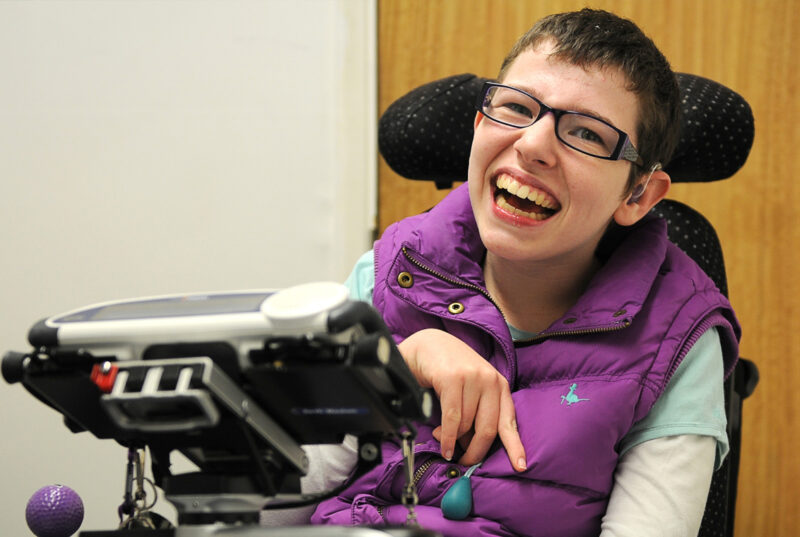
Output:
[{"xmin": 377, "ymin": 72, "xmax": 757, "ymax": 537}]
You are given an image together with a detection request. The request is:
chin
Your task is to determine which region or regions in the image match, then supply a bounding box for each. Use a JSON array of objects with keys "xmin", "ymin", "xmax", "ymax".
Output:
[{"xmin": 478, "ymin": 226, "xmax": 543, "ymax": 262}]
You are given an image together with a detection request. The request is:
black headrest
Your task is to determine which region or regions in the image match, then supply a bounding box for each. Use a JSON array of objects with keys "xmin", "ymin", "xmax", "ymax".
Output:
[{"xmin": 379, "ymin": 73, "xmax": 754, "ymax": 189}]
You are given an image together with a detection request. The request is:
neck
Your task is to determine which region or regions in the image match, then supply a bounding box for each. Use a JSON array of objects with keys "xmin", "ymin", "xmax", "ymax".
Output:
[{"xmin": 483, "ymin": 252, "xmax": 601, "ymax": 334}]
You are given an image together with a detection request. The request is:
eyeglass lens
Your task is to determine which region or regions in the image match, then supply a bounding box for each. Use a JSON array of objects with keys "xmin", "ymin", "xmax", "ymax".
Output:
[{"xmin": 482, "ymin": 85, "xmax": 622, "ymax": 159}]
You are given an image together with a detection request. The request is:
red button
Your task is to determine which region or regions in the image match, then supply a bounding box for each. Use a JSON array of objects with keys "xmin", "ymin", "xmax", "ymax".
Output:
[{"xmin": 90, "ymin": 363, "xmax": 118, "ymax": 393}]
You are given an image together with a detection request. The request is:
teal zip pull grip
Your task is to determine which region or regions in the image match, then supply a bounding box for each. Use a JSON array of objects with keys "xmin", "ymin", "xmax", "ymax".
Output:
[{"xmin": 440, "ymin": 462, "xmax": 481, "ymax": 520}]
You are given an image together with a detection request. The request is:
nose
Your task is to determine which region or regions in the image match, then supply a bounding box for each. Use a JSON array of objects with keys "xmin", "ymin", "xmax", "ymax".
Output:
[{"xmin": 512, "ymin": 111, "xmax": 558, "ymax": 168}]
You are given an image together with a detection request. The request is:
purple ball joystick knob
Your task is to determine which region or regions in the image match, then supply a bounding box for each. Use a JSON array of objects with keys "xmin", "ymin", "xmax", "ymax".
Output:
[{"xmin": 26, "ymin": 485, "xmax": 85, "ymax": 537}]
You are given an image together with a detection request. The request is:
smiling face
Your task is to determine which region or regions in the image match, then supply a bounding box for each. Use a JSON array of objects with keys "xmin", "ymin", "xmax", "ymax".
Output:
[{"xmin": 468, "ymin": 42, "xmax": 644, "ymax": 270}]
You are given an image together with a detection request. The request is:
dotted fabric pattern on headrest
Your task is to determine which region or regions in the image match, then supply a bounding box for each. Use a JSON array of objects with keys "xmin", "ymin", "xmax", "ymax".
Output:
[
  {"xmin": 378, "ymin": 73, "xmax": 754, "ymax": 186},
  {"xmin": 668, "ymin": 73, "xmax": 755, "ymax": 182},
  {"xmin": 378, "ymin": 74, "xmax": 480, "ymax": 188}
]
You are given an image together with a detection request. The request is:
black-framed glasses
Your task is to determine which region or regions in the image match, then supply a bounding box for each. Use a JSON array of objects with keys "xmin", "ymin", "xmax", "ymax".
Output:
[{"xmin": 477, "ymin": 82, "xmax": 644, "ymax": 166}]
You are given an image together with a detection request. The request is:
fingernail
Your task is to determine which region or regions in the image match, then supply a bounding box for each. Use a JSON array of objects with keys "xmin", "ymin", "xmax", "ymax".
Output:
[
  {"xmin": 517, "ymin": 457, "xmax": 527, "ymax": 470},
  {"xmin": 444, "ymin": 449, "xmax": 453, "ymax": 461}
]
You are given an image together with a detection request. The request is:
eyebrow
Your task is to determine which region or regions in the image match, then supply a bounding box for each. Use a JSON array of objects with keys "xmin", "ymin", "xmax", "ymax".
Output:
[{"xmin": 509, "ymin": 83, "xmax": 619, "ymax": 128}]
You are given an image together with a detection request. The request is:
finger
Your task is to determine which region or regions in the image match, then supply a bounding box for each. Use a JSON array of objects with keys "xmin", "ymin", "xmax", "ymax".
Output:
[
  {"xmin": 438, "ymin": 385, "xmax": 464, "ymax": 461},
  {"xmin": 457, "ymin": 430, "xmax": 474, "ymax": 451},
  {"xmin": 435, "ymin": 426, "xmax": 467, "ymax": 460},
  {"xmin": 497, "ymin": 385, "xmax": 527, "ymax": 472},
  {"xmin": 458, "ymin": 384, "xmax": 501, "ymax": 466},
  {"xmin": 458, "ymin": 375, "xmax": 482, "ymax": 438}
]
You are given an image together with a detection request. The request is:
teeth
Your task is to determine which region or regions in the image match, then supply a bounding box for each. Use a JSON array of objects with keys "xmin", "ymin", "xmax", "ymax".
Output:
[
  {"xmin": 536, "ymin": 191, "xmax": 554, "ymax": 209},
  {"xmin": 496, "ymin": 192, "xmax": 549, "ymax": 221},
  {"xmin": 495, "ymin": 174, "xmax": 558, "ymax": 210},
  {"xmin": 536, "ymin": 192, "xmax": 549, "ymax": 208}
]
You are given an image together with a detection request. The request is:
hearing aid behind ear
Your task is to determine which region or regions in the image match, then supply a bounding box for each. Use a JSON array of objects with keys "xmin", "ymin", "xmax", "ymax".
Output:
[
  {"xmin": 628, "ymin": 184, "xmax": 646, "ymax": 204},
  {"xmin": 628, "ymin": 163, "xmax": 662, "ymax": 204}
]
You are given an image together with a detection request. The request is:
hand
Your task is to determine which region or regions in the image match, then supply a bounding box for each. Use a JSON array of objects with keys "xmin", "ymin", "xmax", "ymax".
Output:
[{"xmin": 398, "ymin": 329, "xmax": 526, "ymax": 471}]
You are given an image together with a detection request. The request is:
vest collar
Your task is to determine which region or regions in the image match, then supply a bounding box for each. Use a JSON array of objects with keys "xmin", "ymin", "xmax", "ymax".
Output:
[{"xmin": 398, "ymin": 184, "xmax": 669, "ymax": 337}]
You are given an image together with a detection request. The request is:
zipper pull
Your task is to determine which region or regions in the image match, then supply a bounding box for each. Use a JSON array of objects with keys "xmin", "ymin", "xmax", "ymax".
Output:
[
  {"xmin": 400, "ymin": 431, "xmax": 420, "ymax": 527},
  {"xmin": 440, "ymin": 462, "xmax": 481, "ymax": 520}
]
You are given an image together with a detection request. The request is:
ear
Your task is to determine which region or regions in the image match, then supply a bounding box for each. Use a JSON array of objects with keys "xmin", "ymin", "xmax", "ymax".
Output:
[{"xmin": 613, "ymin": 169, "xmax": 671, "ymax": 226}]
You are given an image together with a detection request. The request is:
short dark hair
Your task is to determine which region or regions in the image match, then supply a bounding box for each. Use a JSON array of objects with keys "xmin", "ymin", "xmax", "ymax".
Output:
[{"xmin": 499, "ymin": 9, "xmax": 681, "ymax": 192}]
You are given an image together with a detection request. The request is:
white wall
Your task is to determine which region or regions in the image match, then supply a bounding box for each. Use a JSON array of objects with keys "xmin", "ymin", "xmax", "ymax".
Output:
[{"xmin": 0, "ymin": 1, "xmax": 376, "ymax": 533}]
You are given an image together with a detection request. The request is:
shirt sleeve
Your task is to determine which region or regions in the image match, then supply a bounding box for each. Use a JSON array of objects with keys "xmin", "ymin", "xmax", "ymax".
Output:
[
  {"xmin": 600, "ymin": 435, "xmax": 717, "ymax": 537},
  {"xmin": 343, "ymin": 249, "xmax": 375, "ymax": 303},
  {"xmin": 600, "ymin": 328, "xmax": 727, "ymax": 535},
  {"xmin": 259, "ymin": 437, "xmax": 360, "ymax": 526},
  {"xmin": 619, "ymin": 327, "xmax": 729, "ymax": 469}
]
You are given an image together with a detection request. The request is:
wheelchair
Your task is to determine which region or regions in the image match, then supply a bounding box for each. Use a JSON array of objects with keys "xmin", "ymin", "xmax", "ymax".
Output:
[{"xmin": 377, "ymin": 71, "xmax": 760, "ymax": 537}]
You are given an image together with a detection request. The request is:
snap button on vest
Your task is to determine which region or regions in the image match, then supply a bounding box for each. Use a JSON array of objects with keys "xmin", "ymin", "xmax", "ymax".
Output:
[
  {"xmin": 563, "ymin": 317, "xmax": 578, "ymax": 324},
  {"xmin": 397, "ymin": 272, "xmax": 414, "ymax": 288},
  {"xmin": 446, "ymin": 466, "xmax": 461, "ymax": 479},
  {"xmin": 613, "ymin": 309, "xmax": 627, "ymax": 317},
  {"xmin": 448, "ymin": 302, "xmax": 465, "ymax": 314}
]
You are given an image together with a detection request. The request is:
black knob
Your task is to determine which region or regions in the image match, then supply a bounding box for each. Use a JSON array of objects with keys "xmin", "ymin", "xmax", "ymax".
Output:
[{"xmin": 2, "ymin": 351, "xmax": 29, "ymax": 384}]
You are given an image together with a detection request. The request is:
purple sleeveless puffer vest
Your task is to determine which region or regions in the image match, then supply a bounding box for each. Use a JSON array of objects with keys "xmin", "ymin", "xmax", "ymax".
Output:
[{"xmin": 312, "ymin": 185, "xmax": 740, "ymax": 537}]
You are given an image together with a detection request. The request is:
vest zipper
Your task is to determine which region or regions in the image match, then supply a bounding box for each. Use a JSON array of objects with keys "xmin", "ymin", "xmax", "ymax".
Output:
[
  {"xmin": 401, "ymin": 247, "xmax": 507, "ymax": 323},
  {"xmin": 401, "ymin": 247, "xmax": 519, "ymax": 382},
  {"xmin": 401, "ymin": 247, "xmax": 631, "ymax": 345},
  {"xmin": 514, "ymin": 320, "xmax": 631, "ymax": 345},
  {"xmin": 375, "ymin": 457, "xmax": 437, "ymax": 522},
  {"xmin": 412, "ymin": 457, "xmax": 437, "ymax": 486}
]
